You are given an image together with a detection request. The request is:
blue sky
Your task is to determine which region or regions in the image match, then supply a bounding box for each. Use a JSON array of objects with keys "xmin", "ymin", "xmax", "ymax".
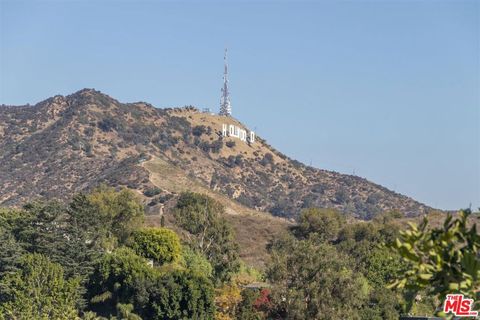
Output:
[{"xmin": 1, "ymin": 0, "xmax": 478, "ymax": 210}]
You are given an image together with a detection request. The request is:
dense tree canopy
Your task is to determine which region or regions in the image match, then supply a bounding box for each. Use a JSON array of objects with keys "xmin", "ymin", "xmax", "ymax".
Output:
[
  {"xmin": 0, "ymin": 253, "xmax": 81, "ymax": 319},
  {"xmin": 0, "ymin": 189, "xmax": 221, "ymax": 320},
  {"xmin": 267, "ymin": 235, "xmax": 370, "ymax": 320},
  {"xmin": 86, "ymin": 247, "xmax": 215, "ymax": 319},
  {"xmin": 181, "ymin": 246, "xmax": 213, "ymax": 279},
  {"xmin": 174, "ymin": 192, "xmax": 240, "ymax": 283},
  {"xmin": 262, "ymin": 209, "xmax": 411, "ymax": 320},
  {"xmin": 87, "ymin": 185, "xmax": 144, "ymax": 246},
  {"xmin": 292, "ymin": 208, "xmax": 345, "ymax": 242},
  {"xmin": 128, "ymin": 227, "xmax": 182, "ymax": 265}
]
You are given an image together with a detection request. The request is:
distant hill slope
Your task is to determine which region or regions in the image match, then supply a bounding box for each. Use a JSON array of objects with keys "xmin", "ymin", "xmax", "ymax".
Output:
[{"xmin": 0, "ymin": 89, "xmax": 431, "ymax": 220}]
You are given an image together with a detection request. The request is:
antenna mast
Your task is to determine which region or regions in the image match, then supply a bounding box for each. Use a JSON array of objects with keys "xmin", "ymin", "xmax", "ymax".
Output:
[{"xmin": 219, "ymin": 48, "xmax": 232, "ymax": 116}]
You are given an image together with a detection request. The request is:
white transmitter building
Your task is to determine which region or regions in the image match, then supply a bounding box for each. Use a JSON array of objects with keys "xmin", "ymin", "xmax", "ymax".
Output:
[{"xmin": 218, "ymin": 48, "xmax": 255, "ymax": 144}]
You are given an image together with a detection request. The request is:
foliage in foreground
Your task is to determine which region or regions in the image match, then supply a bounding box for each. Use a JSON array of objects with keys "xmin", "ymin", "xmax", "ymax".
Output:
[{"xmin": 389, "ymin": 208, "xmax": 480, "ymax": 316}]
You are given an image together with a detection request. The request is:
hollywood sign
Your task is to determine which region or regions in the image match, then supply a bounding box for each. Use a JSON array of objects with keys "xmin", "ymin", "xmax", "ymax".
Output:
[{"xmin": 222, "ymin": 124, "xmax": 255, "ymax": 143}]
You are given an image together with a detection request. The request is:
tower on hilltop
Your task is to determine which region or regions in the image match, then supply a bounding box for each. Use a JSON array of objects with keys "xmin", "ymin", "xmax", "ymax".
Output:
[{"xmin": 219, "ymin": 48, "xmax": 232, "ymax": 116}]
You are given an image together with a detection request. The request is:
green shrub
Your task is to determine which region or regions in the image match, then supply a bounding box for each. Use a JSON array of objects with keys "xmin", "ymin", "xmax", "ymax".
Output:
[
  {"xmin": 143, "ymin": 187, "xmax": 161, "ymax": 197},
  {"xmin": 128, "ymin": 227, "xmax": 181, "ymax": 265}
]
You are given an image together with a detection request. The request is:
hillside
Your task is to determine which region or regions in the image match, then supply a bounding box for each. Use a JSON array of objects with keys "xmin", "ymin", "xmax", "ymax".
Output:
[{"xmin": 0, "ymin": 88, "xmax": 431, "ymax": 221}]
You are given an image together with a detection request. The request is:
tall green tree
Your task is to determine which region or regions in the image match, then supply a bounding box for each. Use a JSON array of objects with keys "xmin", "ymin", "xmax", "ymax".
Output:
[
  {"xmin": 146, "ymin": 269, "xmax": 215, "ymax": 320},
  {"xmin": 86, "ymin": 247, "xmax": 153, "ymax": 316},
  {"xmin": 181, "ymin": 246, "xmax": 213, "ymax": 279},
  {"xmin": 266, "ymin": 235, "xmax": 370, "ymax": 320},
  {"xmin": 87, "ymin": 185, "xmax": 144, "ymax": 246},
  {"xmin": 174, "ymin": 192, "xmax": 240, "ymax": 283},
  {"xmin": 0, "ymin": 253, "xmax": 81, "ymax": 320},
  {"xmin": 336, "ymin": 221, "xmax": 404, "ymax": 288},
  {"xmin": 3, "ymin": 197, "xmax": 105, "ymax": 280},
  {"xmin": 292, "ymin": 208, "xmax": 345, "ymax": 242},
  {"xmin": 16, "ymin": 201, "xmax": 68, "ymax": 264},
  {"xmin": 0, "ymin": 226, "xmax": 25, "ymax": 279},
  {"xmin": 63, "ymin": 193, "xmax": 108, "ymax": 278},
  {"xmin": 334, "ymin": 216, "xmax": 404, "ymax": 318}
]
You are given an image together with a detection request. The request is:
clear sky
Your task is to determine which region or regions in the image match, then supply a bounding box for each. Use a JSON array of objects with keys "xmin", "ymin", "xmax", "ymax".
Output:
[{"xmin": 1, "ymin": 0, "xmax": 479, "ymax": 210}]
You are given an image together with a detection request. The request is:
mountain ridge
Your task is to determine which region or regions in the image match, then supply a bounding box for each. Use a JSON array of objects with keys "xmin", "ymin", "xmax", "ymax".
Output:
[{"xmin": 0, "ymin": 88, "xmax": 432, "ymax": 220}]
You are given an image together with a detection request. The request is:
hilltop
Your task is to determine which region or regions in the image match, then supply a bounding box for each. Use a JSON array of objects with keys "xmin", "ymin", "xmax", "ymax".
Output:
[{"xmin": 0, "ymin": 89, "xmax": 431, "ymax": 219}]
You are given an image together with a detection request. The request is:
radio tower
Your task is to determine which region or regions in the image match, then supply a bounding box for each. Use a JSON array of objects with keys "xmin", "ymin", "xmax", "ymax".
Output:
[{"xmin": 219, "ymin": 48, "xmax": 232, "ymax": 116}]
